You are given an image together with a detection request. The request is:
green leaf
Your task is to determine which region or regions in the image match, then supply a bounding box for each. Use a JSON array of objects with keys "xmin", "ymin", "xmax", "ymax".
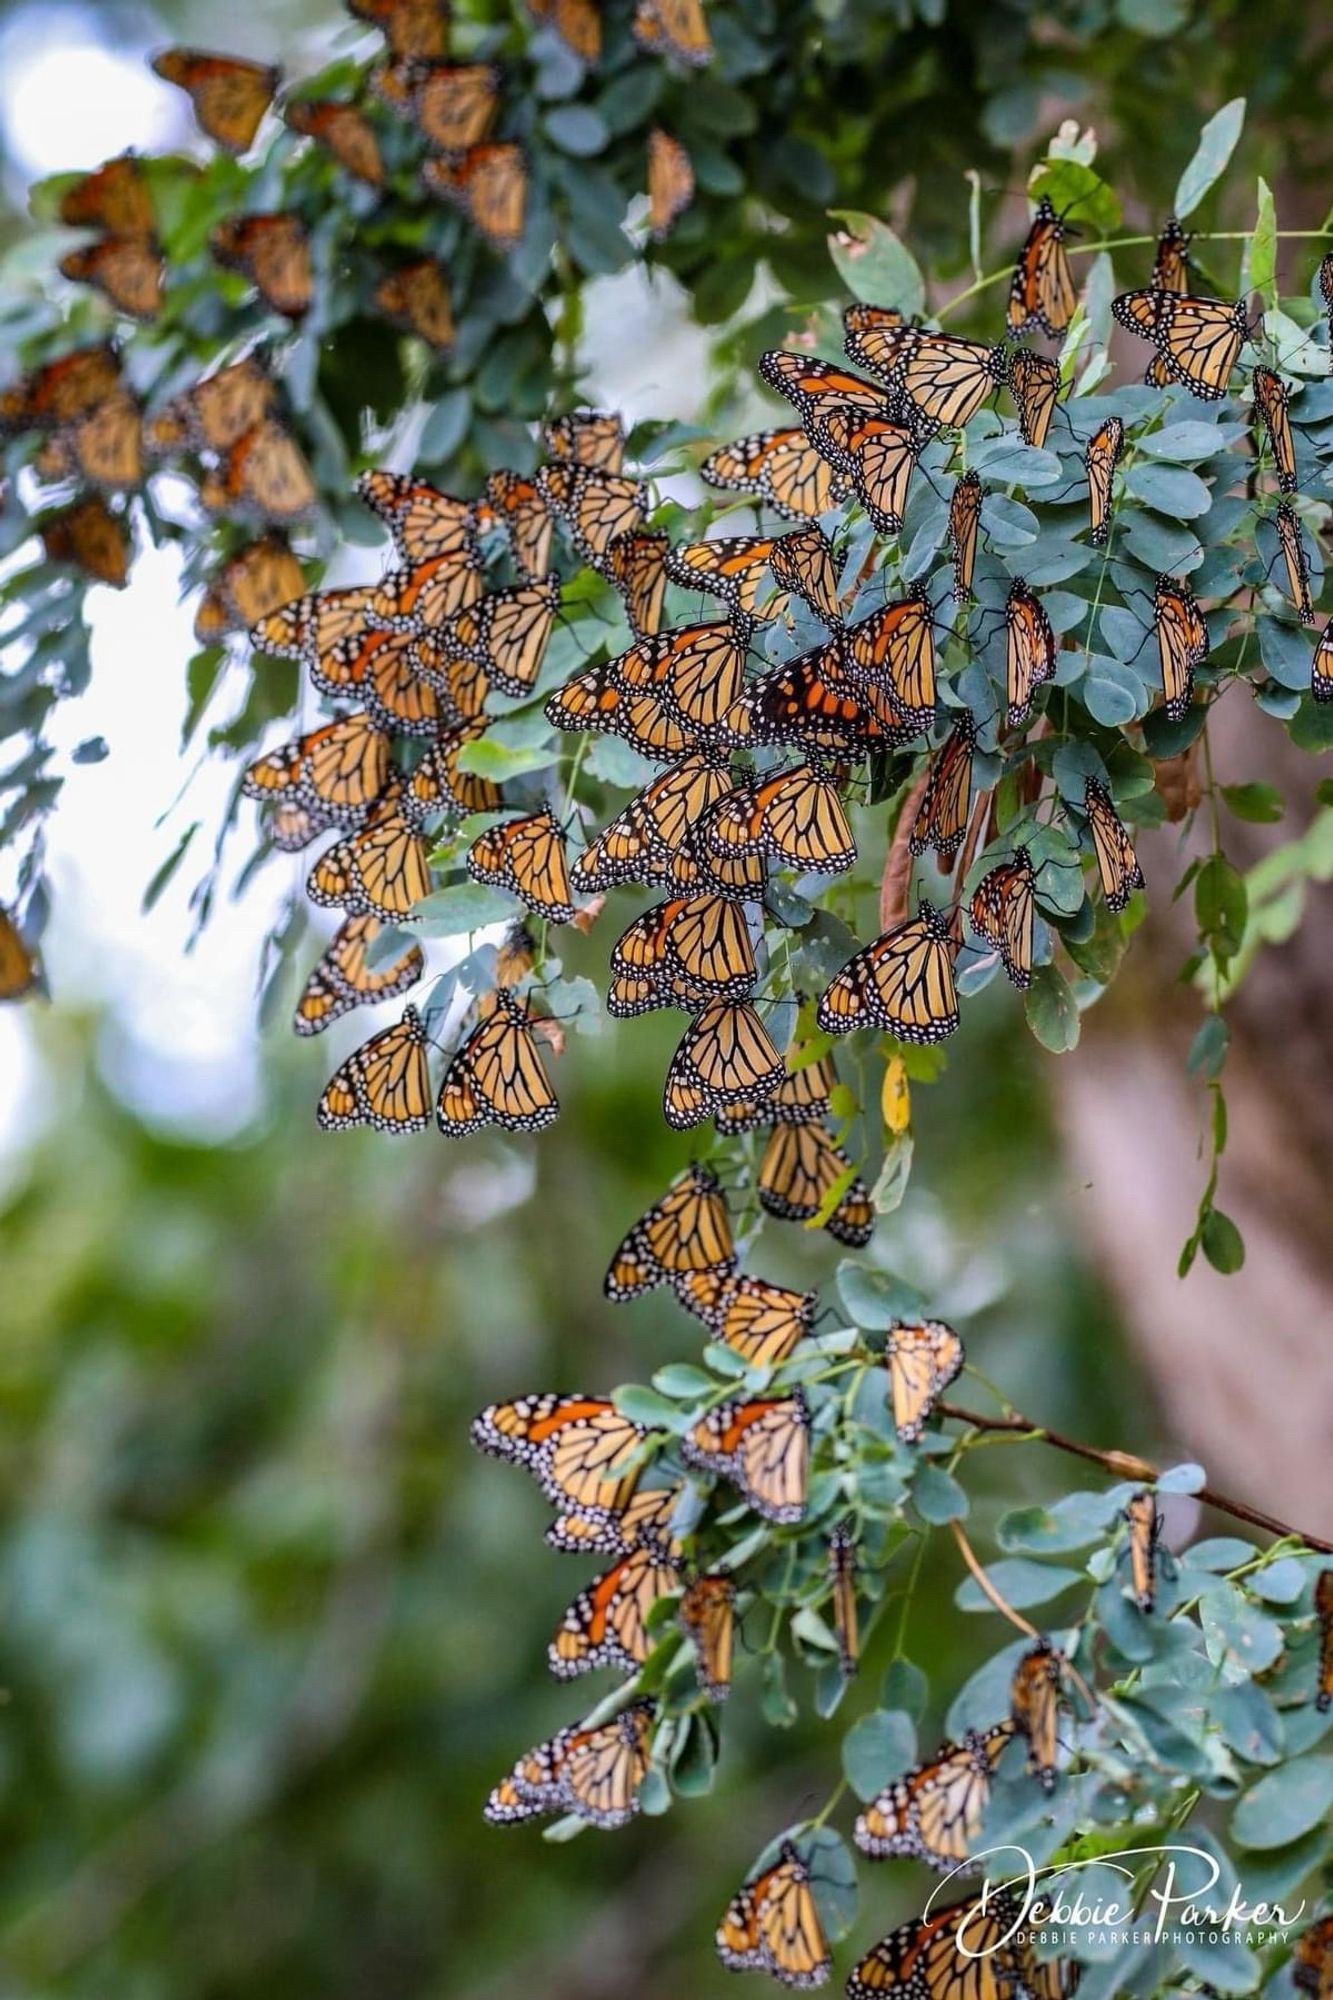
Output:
[
  {"xmin": 835, "ymin": 1259, "xmax": 926, "ymax": 1331},
  {"xmin": 651, "ymin": 1363, "xmax": 715, "ymax": 1400},
  {"xmin": 1210, "ymin": 1682, "xmax": 1284, "ymax": 1766},
  {"xmin": 1220, "ymin": 781, "xmax": 1284, "ymax": 824},
  {"xmin": 1186, "ymin": 1015, "xmax": 1229, "ymax": 1079},
  {"xmin": 1024, "ymin": 963, "xmax": 1081, "ymax": 1053},
  {"xmin": 413, "ymin": 882, "xmax": 514, "ymax": 936},
  {"xmin": 911, "ymin": 1464, "xmax": 969, "ymax": 1524},
  {"xmin": 841, "ymin": 1710, "xmax": 917, "ymax": 1801},
  {"xmin": 1029, "ymin": 160, "xmax": 1121, "ymax": 238},
  {"xmin": 954, "ymin": 1559, "xmax": 1084, "ymax": 1613},
  {"xmin": 1198, "ymin": 1584, "xmax": 1284, "ymax": 1677},
  {"xmin": 418, "ymin": 388, "xmax": 471, "ymax": 463},
  {"xmin": 761, "ymin": 1651, "xmax": 797, "ymax": 1728},
  {"xmin": 1201, "ymin": 1207, "xmax": 1245, "ymax": 1274},
  {"xmin": 1243, "ymin": 177, "xmax": 1278, "ymax": 309},
  {"xmin": 827, "ymin": 210, "xmax": 925, "ymax": 316},
  {"xmin": 142, "ymin": 822, "xmax": 199, "ymax": 914},
  {"xmin": 880, "ymin": 1658, "xmax": 928, "ymax": 1719},
  {"xmin": 543, "ymin": 104, "xmax": 609, "ymax": 156},
  {"xmin": 997, "ymin": 1489, "xmax": 1126, "ymax": 1554},
  {"xmin": 1195, "ymin": 854, "xmax": 1248, "ymax": 963},
  {"xmin": 802, "ymin": 1827, "xmax": 858, "ymax": 1943},
  {"xmin": 609, "ymin": 1384, "xmax": 682, "ymax": 1429},
  {"xmin": 1232, "ymin": 1758, "xmax": 1333, "ymax": 1848},
  {"xmin": 1173, "ymin": 99, "xmax": 1246, "ymax": 220}
]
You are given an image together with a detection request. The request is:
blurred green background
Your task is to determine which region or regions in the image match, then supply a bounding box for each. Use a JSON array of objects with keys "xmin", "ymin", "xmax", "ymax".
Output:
[{"xmin": 0, "ymin": 2, "xmax": 1329, "ymax": 1995}]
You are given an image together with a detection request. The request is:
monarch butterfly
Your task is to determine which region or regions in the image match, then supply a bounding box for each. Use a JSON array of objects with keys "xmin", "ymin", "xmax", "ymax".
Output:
[
  {"xmin": 410, "ymin": 634, "xmax": 492, "ymax": 728},
  {"xmin": 1314, "ymin": 1570, "xmax": 1333, "ymax": 1711},
  {"xmin": 815, "ymin": 408, "xmax": 925, "ymax": 539},
  {"xmin": 438, "ymin": 576, "xmax": 559, "ymax": 698},
  {"xmin": 760, "ymin": 349, "xmax": 894, "ymax": 451},
  {"xmin": 473, "ymin": 1391, "xmax": 647, "ymax": 1535},
  {"xmin": 542, "ymin": 408, "xmax": 626, "ymax": 473},
  {"xmin": 201, "ymin": 420, "xmax": 318, "ymax": 520},
  {"xmin": 1009, "ymin": 348, "xmax": 1062, "ymax": 450},
  {"xmin": 829, "ymin": 1523, "xmax": 859, "ymax": 1680},
  {"xmin": 607, "ymin": 529, "xmax": 669, "ymax": 639},
  {"xmin": 611, "ymin": 895, "xmax": 756, "ymax": 1004},
  {"xmin": 0, "ymin": 906, "xmax": 37, "ymax": 1000},
  {"xmin": 1321, "ymin": 254, "xmax": 1333, "ymax": 351},
  {"xmin": 632, "ymin": 0, "xmax": 712, "ymax": 65},
  {"xmin": 151, "ymin": 49, "xmax": 279, "ymax": 152},
  {"xmin": 675, "ymin": 1271, "xmax": 815, "ymax": 1367},
  {"xmin": 371, "ymin": 550, "xmax": 486, "ymax": 630},
  {"xmin": 700, "ymin": 766, "xmax": 857, "ymax": 876},
  {"xmin": 1252, "ymin": 366, "xmax": 1298, "ymax": 493},
  {"xmin": 242, "ymin": 712, "xmax": 391, "ymax": 825},
  {"xmin": 408, "ymin": 61, "xmax": 501, "ymax": 152},
  {"xmin": 1124, "ymin": 1490, "xmax": 1162, "ymax": 1612},
  {"xmin": 715, "ymin": 1034, "xmax": 837, "ymax": 1133},
  {"xmin": 668, "ymin": 534, "xmax": 788, "ymax": 618},
  {"xmin": 2, "ymin": 344, "xmax": 121, "ymax": 433},
  {"xmin": 884, "ymin": 1317, "xmax": 964, "ymax": 1442},
  {"xmin": 525, "ymin": 0, "xmax": 602, "ymax": 63},
  {"xmin": 211, "ymin": 214, "xmax": 312, "ymax": 318},
  {"xmin": 648, "ymin": 126, "xmax": 694, "ymax": 239},
  {"xmin": 422, "ymin": 144, "xmax": 527, "ymax": 250},
  {"xmin": 59, "ymin": 237, "xmax": 163, "ymax": 320},
  {"xmin": 374, "ymin": 260, "xmax": 455, "ymax": 350},
  {"xmin": 311, "ymin": 626, "xmax": 441, "ymax": 739},
  {"xmin": 308, "ymin": 788, "xmax": 431, "ymax": 920},
  {"xmin": 545, "ymin": 658, "xmax": 700, "ymax": 762},
  {"xmin": 846, "ymin": 595, "xmax": 936, "ymax": 730},
  {"xmin": 969, "ymin": 847, "xmax": 1035, "ymax": 988},
  {"xmin": 152, "ymin": 355, "xmax": 276, "ymax": 455},
  {"xmin": 437, "ymin": 990, "xmax": 559, "ymax": 1135},
  {"xmin": 316, "ymin": 1003, "xmax": 432, "ymax": 1133},
  {"xmin": 1152, "ymin": 214, "xmax": 1192, "ymax": 294},
  {"xmin": 716, "ymin": 1842, "xmax": 831, "ymax": 1989},
  {"xmin": 746, "ymin": 640, "xmax": 904, "ymax": 756},
  {"xmin": 854, "ymin": 1722, "xmax": 1016, "ymax": 1869},
  {"xmin": 40, "ymin": 496, "xmax": 129, "ymax": 586},
  {"xmin": 293, "ymin": 914, "xmax": 423, "ymax": 1037},
  {"xmin": 664, "ymin": 999, "xmax": 786, "ymax": 1129},
  {"xmin": 1293, "ymin": 1916, "xmax": 1333, "ymax": 2000},
  {"xmin": 1154, "ymin": 573, "xmax": 1207, "ymax": 721},
  {"xmin": 48, "ymin": 389, "xmax": 145, "ymax": 490},
  {"xmin": 253, "ymin": 582, "xmax": 381, "ymax": 662},
  {"xmin": 1007, "ymin": 195, "xmax": 1077, "ymax": 338},
  {"xmin": 1005, "ymin": 579, "xmax": 1056, "ymax": 727},
  {"xmin": 1110, "ymin": 288, "xmax": 1248, "ymax": 401},
  {"xmin": 682, "ymin": 1393, "xmax": 810, "ymax": 1523},
  {"xmin": 196, "ymin": 535, "xmax": 303, "ymax": 641},
  {"xmin": 549, "ymin": 1544, "xmax": 682, "ymax": 1678},
  {"xmin": 1011, "ymin": 1640, "xmax": 1064, "ymax": 1793},
  {"xmin": 818, "ymin": 904, "xmax": 959, "ymax": 1044},
  {"xmin": 538, "ymin": 463, "xmax": 647, "ymax": 567},
  {"xmin": 603, "ymin": 1161, "xmax": 736, "ymax": 1302},
  {"xmin": 679, "ymin": 1574, "xmax": 736, "ymax": 1702},
  {"xmin": 1083, "ymin": 779, "xmax": 1144, "ymax": 913},
  {"xmin": 846, "ymin": 1891, "xmax": 1036, "ymax": 2000},
  {"xmin": 910, "ymin": 717, "xmax": 974, "ymax": 860},
  {"xmin": 546, "ymin": 1483, "xmax": 683, "ymax": 1559},
  {"xmin": 357, "ymin": 470, "xmax": 482, "ymax": 564},
  {"xmin": 1274, "ymin": 501, "xmax": 1315, "ymax": 625},
  {"xmin": 59, "ymin": 153, "xmax": 155, "ymax": 235},
  {"xmin": 348, "ymin": 0, "xmax": 450, "ymax": 59},
  {"xmin": 844, "ymin": 306, "xmax": 1008, "ymax": 431},
  {"xmin": 757, "ymin": 1122, "xmax": 874, "ymax": 1247},
  {"xmin": 467, "ymin": 810, "xmax": 574, "ymax": 924},
  {"xmin": 948, "ymin": 471, "xmax": 982, "ymax": 599},
  {"xmin": 638, "ymin": 621, "xmax": 749, "ymax": 731},
  {"xmin": 484, "ymin": 469, "xmax": 554, "ymax": 581},
  {"xmin": 1314, "ymin": 617, "xmax": 1333, "ymax": 705},
  {"xmin": 700, "ymin": 426, "xmax": 847, "ymax": 522},
  {"xmin": 485, "ymin": 1698, "xmax": 656, "ymax": 1829},
  {"xmin": 569, "ymin": 755, "xmax": 733, "ymax": 891},
  {"xmin": 284, "ymin": 99, "xmax": 384, "ymax": 185},
  {"xmin": 1085, "ymin": 416, "xmax": 1124, "ymax": 548}
]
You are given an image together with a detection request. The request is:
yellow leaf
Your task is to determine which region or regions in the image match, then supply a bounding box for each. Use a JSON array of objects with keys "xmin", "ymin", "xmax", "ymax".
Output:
[{"xmin": 881, "ymin": 1056, "xmax": 911, "ymax": 1135}]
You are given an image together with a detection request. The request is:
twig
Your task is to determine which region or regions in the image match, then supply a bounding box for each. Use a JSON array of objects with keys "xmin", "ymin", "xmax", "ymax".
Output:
[
  {"xmin": 949, "ymin": 1518, "xmax": 1040, "ymax": 1638},
  {"xmin": 880, "ymin": 769, "xmax": 930, "ymax": 931},
  {"xmin": 938, "ymin": 1400, "xmax": 1333, "ymax": 1554}
]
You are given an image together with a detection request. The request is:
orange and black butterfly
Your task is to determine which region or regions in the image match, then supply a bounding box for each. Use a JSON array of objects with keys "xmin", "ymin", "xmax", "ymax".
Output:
[
  {"xmin": 1152, "ymin": 215, "xmax": 1192, "ymax": 294},
  {"xmin": 151, "ymin": 49, "xmax": 279, "ymax": 153},
  {"xmin": 675, "ymin": 1271, "xmax": 815, "ymax": 1368},
  {"xmin": 486, "ymin": 1698, "xmax": 656, "ymax": 1829},
  {"xmin": 847, "ymin": 1891, "xmax": 1061, "ymax": 2000},
  {"xmin": 284, "ymin": 99, "xmax": 383, "ymax": 185},
  {"xmin": 358, "ymin": 470, "xmax": 482, "ymax": 563},
  {"xmin": 610, "ymin": 894, "xmax": 756, "ymax": 1010},
  {"xmin": 759, "ymin": 348, "xmax": 894, "ymax": 453},
  {"xmin": 701, "ymin": 426, "xmax": 847, "ymax": 521},
  {"xmin": 316, "ymin": 1003, "xmax": 432, "ymax": 1133},
  {"xmin": 549, "ymin": 1545, "xmax": 681, "ymax": 1678},
  {"xmin": 253, "ymin": 581, "xmax": 381, "ymax": 663},
  {"xmin": 664, "ymin": 999, "xmax": 786, "ymax": 1129},
  {"xmin": 948, "ymin": 470, "xmax": 982, "ymax": 599},
  {"xmin": 844, "ymin": 305, "xmax": 1007, "ymax": 430},
  {"xmin": 371, "ymin": 548, "xmax": 486, "ymax": 630},
  {"xmin": 1009, "ymin": 348, "xmax": 1061, "ymax": 450},
  {"xmin": 829, "ymin": 1523, "xmax": 859, "ymax": 1678},
  {"xmin": 603, "ymin": 1161, "xmax": 735, "ymax": 1302},
  {"xmin": 822, "ymin": 408, "xmax": 926, "ymax": 539},
  {"xmin": 648, "ymin": 127, "xmax": 694, "ymax": 239},
  {"xmin": 1314, "ymin": 1569, "xmax": 1333, "ymax": 1712},
  {"xmin": 1274, "ymin": 501, "xmax": 1315, "ymax": 624},
  {"xmin": 1007, "ymin": 195, "xmax": 1076, "ymax": 338},
  {"xmin": 484, "ymin": 469, "xmax": 553, "ymax": 580},
  {"xmin": 1005, "ymin": 579, "xmax": 1056, "ymax": 726},
  {"xmin": 667, "ymin": 533, "xmax": 788, "ymax": 619},
  {"xmin": 758, "ymin": 1122, "xmax": 873, "ymax": 1247},
  {"xmin": 195, "ymin": 535, "xmax": 303, "ymax": 642},
  {"xmin": 1293, "ymin": 1915, "xmax": 1333, "ymax": 2000},
  {"xmin": 1154, "ymin": 573, "xmax": 1207, "ymax": 721},
  {"xmin": 437, "ymin": 989, "xmax": 559, "ymax": 1135},
  {"xmin": 201, "ymin": 420, "xmax": 318, "ymax": 520},
  {"xmin": 716, "ymin": 1841, "xmax": 831, "ymax": 1989},
  {"xmin": 0, "ymin": 906, "xmax": 37, "ymax": 1000},
  {"xmin": 632, "ymin": 0, "xmax": 712, "ymax": 65},
  {"xmin": 679, "ymin": 1574, "xmax": 735, "ymax": 1702},
  {"xmin": 348, "ymin": 0, "xmax": 451, "ymax": 59},
  {"xmin": 545, "ymin": 659, "xmax": 701, "ymax": 763},
  {"xmin": 43, "ymin": 386, "xmax": 145, "ymax": 489},
  {"xmin": 543, "ymin": 408, "xmax": 626, "ymax": 472},
  {"xmin": 242, "ymin": 712, "xmax": 390, "ymax": 827},
  {"xmin": 545, "ymin": 1482, "xmax": 682, "ymax": 1560},
  {"xmin": 746, "ymin": 638, "xmax": 905, "ymax": 756},
  {"xmin": 845, "ymin": 594, "xmax": 936, "ymax": 730},
  {"xmin": 607, "ymin": 528, "xmax": 669, "ymax": 638},
  {"xmin": 149, "ymin": 355, "xmax": 276, "ymax": 455},
  {"xmin": 40, "ymin": 496, "xmax": 129, "ymax": 586},
  {"xmin": 969, "ymin": 847, "xmax": 1035, "ymax": 988},
  {"xmin": 1083, "ymin": 778, "xmax": 1144, "ymax": 914},
  {"xmin": 699, "ymin": 765, "xmax": 856, "ymax": 878},
  {"xmin": 909, "ymin": 716, "xmax": 973, "ymax": 859},
  {"xmin": 438, "ymin": 576, "xmax": 559, "ymax": 698},
  {"xmin": 1321, "ymin": 254, "xmax": 1333, "ymax": 352},
  {"xmin": 422, "ymin": 143, "xmax": 527, "ymax": 249},
  {"xmin": 570, "ymin": 755, "xmax": 733, "ymax": 892},
  {"xmin": 59, "ymin": 237, "xmax": 163, "ymax": 320},
  {"xmin": 1, "ymin": 344, "xmax": 121, "ymax": 434},
  {"xmin": 1011, "ymin": 1639, "xmax": 1064, "ymax": 1793},
  {"xmin": 59, "ymin": 153, "xmax": 155, "ymax": 235},
  {"xmin": 466, "ymin": 809, "xmax": 574, "ymax": 924},
  {"xmin": 854, "ymin": 1722, "xmax": 1017, "ymax": 1869},
  {"xmin": 294, "ymin": 914, "xmax": 423, "ymax": 1038},
  {"xmin": 1252, "ymin": 366, "xmax": 1297, "ymax": 492},
  {"xmin": 1085, "ymin": 415, "xmax": 1124, "ymax": 547},
  {"xmin": 408, "ymin": 62, "xmax": 501, "ymax": 152},
  {"xmin": 525, "ymin": 0, "xmax": 602, "ymax": 63},
  {"xmin": 472, "ymin": 1391, "xmax": 646, "ymax": 1519},
  {"xmin": 374, "ymin": 260, "xmax": 455, "ymax": 350},
  {"xmin": 538, "ymin": 462, "xmax": 647, "ymax": 567},
  {"xmin": 715, "ymin": 1030, "xmax": 836, "ymax": 1133},
  {"xmin": 884, "ymin": 1318, "xmax": 964, "ymax": 1442},
  {"xmin": 818, "ymin": 904, "xmax": 959, "ymax": 1045},
  {"xmin": 682, "ymin": 1393, "xmax": 810, "ymax": 1523},
  {"xmin": 1111, "ymin": 287, "xmax": 1248, "ymax": 401},
  {"xmin": 313, "ymin": 626, "xmax": 441, "ymax": 740},
  {"xmin": 306, "ymin": 781, "xmax": 430, "ymax": 919},
  {"xmin": 1314, "ymin": 616, "xmax": 1333, "ymax": 705},
  {"xmin": 1123, "ymin": 1489, "xmax": 1162, "ymax": 1611},
  {"xmin": 211, "ymin": 214, "xmax": 312, "ymax": 317}
]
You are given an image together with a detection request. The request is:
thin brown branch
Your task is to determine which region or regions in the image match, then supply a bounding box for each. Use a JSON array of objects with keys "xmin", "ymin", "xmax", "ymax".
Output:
[
  {"xmin": 880, "ymin": 769, "xmax": 931, "ymax": 932},
  {"xmin": 949, "ymin": 1518, "xmax": 1040, "ymax": 1638},
  {"xmin": 938, "ymin": 1400, "xmax": 1333, "ymax": 1555}
]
